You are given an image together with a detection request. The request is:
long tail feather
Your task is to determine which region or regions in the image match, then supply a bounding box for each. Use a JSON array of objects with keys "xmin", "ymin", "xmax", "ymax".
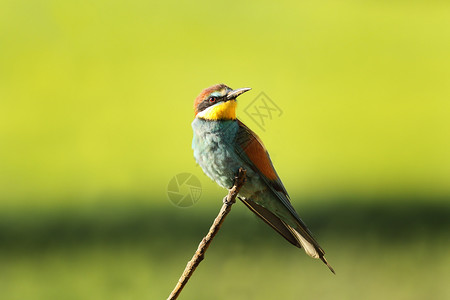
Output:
[
  {"xmin": 240, "ymin": 197, "xmax": 335, "ymax": 274},
  {"xmin": 286, "ymin": 224, "xmax": 335, "ymax": 274},
  {"xmin": 240, "ymin": 197, "xmax": 301, "ymax": 247}
]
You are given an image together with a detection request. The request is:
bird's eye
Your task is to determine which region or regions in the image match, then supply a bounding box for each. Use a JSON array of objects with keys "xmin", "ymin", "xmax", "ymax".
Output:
[{"xmin": 209, "ymin": 96, "xmax": 217, "ymax": 103}]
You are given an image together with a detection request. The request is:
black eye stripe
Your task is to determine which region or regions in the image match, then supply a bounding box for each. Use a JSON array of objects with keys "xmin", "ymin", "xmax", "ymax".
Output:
[{"xmin": 197, "ymin": 95, "xmax": 226, "ymax": 112}]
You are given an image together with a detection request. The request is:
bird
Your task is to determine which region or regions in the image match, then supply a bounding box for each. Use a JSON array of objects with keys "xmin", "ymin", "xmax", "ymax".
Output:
[{"xmin": 191, "ymin": 83, "xmax": 334, "ymax": 273}]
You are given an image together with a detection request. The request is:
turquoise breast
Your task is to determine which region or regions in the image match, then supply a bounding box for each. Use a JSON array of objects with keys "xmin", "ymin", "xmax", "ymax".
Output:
[{"xmin": 191, "ymin": 119, "xmax": 241, "ymax": 189}]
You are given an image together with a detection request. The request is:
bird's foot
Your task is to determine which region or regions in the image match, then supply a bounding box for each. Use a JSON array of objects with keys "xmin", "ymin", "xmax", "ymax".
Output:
[{"xmin": 234, "ymin": 171, "xmax": 247, "ymax": 184}]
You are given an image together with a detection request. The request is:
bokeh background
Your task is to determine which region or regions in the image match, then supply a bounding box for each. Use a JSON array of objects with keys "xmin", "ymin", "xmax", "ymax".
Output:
[{"xmin": 1, "ymin": 1, "xmax": 449, "ymax": 299}]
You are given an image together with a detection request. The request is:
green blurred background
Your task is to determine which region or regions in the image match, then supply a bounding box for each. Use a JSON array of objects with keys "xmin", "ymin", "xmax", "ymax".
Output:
[{"xmin": 1, "ymin": 0, "xmax": 449, "ymax": 299}]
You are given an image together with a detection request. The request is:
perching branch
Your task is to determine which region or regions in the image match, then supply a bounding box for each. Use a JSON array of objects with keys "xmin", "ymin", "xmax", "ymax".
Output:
[{"xmin": 168, "ymin": 168, "xmax": 247, "ymax": 300}]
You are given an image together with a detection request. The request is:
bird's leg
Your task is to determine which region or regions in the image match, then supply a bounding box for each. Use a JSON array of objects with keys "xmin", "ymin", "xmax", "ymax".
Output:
[{"xmin": 223, "ymin": 168, "xmax": 246, "ymax": 205}]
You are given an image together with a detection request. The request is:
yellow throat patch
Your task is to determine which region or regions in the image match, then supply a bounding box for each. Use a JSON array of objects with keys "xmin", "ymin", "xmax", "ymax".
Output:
[{"xmin": 197, "ymin": 100, "xmax": 237, "ymax": 120}]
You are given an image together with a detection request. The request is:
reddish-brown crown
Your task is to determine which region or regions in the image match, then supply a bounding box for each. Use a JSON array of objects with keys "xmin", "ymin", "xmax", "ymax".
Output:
[{"xmin": 193, "ymin": 84, "xmax": 229, "ymax": 115}]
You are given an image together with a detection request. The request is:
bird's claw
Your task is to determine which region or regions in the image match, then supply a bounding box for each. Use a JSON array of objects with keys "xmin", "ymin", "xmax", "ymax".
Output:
[{"xmin": 234, "ymin": 171, "xmax": 247, "ymax": 184}]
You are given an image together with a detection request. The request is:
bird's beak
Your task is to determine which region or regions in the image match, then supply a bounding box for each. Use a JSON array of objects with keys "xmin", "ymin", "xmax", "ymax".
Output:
[{"xmin": 226, "ymin": 87, "xmax": 252, "ymax": 100}]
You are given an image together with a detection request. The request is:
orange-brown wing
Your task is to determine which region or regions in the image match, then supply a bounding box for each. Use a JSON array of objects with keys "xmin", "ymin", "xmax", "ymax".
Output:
[
  {"xmin": 235, "ymin": 119, "xmax": 289, "ymax": 196},
  {"xmin": 235, "ymin": 120, "xmax": 333, "ymax": 272},
  {"xmin": 235, "ymin": 119, "xmax": 316, "ymax": 241}
]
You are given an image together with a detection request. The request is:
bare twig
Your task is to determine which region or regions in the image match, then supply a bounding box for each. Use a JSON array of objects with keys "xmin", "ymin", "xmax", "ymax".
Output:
[{"xmin": 168, "ymin": 168, "xmax": 247, "ymax": 300}]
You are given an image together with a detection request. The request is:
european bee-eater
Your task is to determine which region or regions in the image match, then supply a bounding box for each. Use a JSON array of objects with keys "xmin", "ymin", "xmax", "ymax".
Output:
[{"xmin": 191, "ymin": 84, "xmax": 334, "ymax": 273}]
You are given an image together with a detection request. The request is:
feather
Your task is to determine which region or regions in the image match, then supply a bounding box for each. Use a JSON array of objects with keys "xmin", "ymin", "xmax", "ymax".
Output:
[
  {"xmin": 234, "ymin": 120, "xmax": 335, "ymax": 273},
  {"xmin": 239, "ymin": 197, "xmax": 301, "ymax": 247}
]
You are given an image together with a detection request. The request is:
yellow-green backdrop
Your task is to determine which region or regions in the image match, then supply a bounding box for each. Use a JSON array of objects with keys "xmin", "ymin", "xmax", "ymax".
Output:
[{"xmin": 0, "ymin": 1, "xmax": 449, "ymax": 299}]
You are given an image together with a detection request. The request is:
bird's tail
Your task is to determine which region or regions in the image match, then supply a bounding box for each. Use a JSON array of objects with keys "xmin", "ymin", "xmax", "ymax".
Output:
[
  {"xmin": 239, "ymin": 197, "xmax": 335, "ymax": 274},
  {"xmin": 285, "ymin": 222, "xmax": 335, "ymax": 274}
]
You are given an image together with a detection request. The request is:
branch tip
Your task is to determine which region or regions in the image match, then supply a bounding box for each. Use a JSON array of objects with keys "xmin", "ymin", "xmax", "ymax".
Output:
[{"xmin": 168, "ymin": 168, "xmax": 247, "ymax": 300}]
